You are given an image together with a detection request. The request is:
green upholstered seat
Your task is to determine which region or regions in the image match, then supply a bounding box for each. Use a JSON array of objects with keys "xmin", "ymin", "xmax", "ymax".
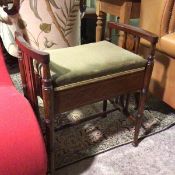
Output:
[{"xmin": 46, "ymin": 41, "xmax": 147, "ymax": 87}]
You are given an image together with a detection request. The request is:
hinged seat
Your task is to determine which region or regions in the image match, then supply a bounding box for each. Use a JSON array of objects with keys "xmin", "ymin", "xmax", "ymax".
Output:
[{"xmin": 47, "ymin": 41, "xmax": 147, "ymax": 88}]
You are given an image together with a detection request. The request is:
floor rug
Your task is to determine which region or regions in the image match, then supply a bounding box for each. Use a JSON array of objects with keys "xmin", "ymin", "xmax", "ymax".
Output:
[{"xmin": 10, "ymin": 72, "xmax": 175, "ymax": 169}]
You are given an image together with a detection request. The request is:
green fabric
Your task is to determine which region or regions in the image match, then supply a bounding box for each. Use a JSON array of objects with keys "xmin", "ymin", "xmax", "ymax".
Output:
[{"xmin": 46, "ymin": 41, "xmax": 147, "ymax": 87}]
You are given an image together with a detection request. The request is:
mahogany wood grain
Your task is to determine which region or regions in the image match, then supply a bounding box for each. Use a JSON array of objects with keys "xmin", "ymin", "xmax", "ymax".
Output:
[{"xmin": 54, "ymin": 70, "xmax": 145, "ymax": 113}]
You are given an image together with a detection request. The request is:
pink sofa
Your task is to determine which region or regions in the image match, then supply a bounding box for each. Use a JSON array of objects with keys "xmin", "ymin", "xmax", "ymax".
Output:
[{"xmin": 0, "ymin": 45, "xmax": 47, "ymax": 174}]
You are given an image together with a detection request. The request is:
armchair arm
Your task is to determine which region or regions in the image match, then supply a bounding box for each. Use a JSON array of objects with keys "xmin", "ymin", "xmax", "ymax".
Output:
[
  {"xmin": 108, "ymin": 22, "xmax": 158, "ymax": 45},
  {"xmin": 159, "ymin": 32, "xmax": 175, "ymax": 58}
]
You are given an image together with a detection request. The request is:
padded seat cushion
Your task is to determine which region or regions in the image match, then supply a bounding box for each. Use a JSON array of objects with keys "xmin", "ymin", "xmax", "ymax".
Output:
[{"xmin": 46, "ymin": 41, "xmax": 147, "ymax": 87}]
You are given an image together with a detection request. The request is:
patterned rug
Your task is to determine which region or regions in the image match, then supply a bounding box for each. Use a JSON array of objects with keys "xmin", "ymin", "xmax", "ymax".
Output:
[{"xmin": 10, "ymin": 71, "xmax": 175, "ymax": 169}]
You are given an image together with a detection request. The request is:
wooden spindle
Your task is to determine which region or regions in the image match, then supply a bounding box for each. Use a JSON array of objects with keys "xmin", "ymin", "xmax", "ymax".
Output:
[
  {"xmin": 134, "ymin": 36, "xmax": 140, "ymax": 54},
  {"xmin": 122, "ymin": 32, "xmax": 127, "ymax": 49}
]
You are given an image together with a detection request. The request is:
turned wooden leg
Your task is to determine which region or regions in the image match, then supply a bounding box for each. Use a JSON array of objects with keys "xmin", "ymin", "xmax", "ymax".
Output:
[
  {"xmin": 123, "ymin": 94, "xmax": 130, "ymax": 115},
  {"xmin": 133, "ymin": 113, "xmax": 142, "ymax": 147},
  {"xmin": 118, "ymin": 2, "xmax": 132, "ymax": 46},
  {"xmin": 120, "ymin": 95, "xmax": 125, "ymax": 108},
  {"xmin": 133, "ymin": 44, "xmax": 156, "ymax": 146},
  {"xmin": 103, "ymin": 100, "xmax": 107, "ymax": 117},
  {"xmin": 133, "ymin": 89, "xmax": 146, "ymax": 147},
  {"xmin": 42, "ymin": 65, "xmax": 55, "ymax": 174},
  {"xmin": 45, "ymin": 120, "xmax": 55, "ymax": 175},
  {"xmin": 134, "ymin": 91, "xmax": 140, "ymax": 110},
  {"xmin": 96, "ymin": 10, "xmax": 106, "ymax": 42}
]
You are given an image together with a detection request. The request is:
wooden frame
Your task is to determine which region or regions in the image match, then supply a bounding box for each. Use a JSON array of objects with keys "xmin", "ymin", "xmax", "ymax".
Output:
[
  {"xmin": 15, "ymin": 23, "xmax": 158, "ymax": 174},
  {"xmin": 96, "ymin": 0, "xmax": 141, "ymax": 43}
]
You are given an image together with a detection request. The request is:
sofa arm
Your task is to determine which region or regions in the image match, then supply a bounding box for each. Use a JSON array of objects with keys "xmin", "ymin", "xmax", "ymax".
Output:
[{"xmin": 0, "ymin": 44, "xmax": 47, "ymax": 174}]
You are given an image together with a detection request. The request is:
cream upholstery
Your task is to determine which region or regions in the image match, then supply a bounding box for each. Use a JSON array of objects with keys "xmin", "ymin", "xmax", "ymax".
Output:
[
  {"xmin": 0, "ymin": 0, "xmax": 81, "ymax": 57},
  {"xmin": 46, "ymin": 41, "xmax": 146, "ymax": 87}
]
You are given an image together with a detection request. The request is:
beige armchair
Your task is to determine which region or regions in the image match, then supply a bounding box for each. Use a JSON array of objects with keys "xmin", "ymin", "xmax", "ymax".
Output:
[
  {"xmin": 140, "ymin": 0, "xmax": 175, "ymax": 108},
  {"xmin": 0, "ymin": 0, "xmax": 81, "ymax": 57}
]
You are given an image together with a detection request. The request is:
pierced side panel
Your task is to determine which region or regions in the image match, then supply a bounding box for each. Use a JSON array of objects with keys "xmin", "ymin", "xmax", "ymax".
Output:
[{"xmin": 19, "ymin": 50, "xmax": 39, "ymax": 116}]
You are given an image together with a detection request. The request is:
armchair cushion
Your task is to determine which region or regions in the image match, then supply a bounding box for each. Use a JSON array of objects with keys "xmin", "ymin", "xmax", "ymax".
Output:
[
  {"xmin": 159, "ymin": 33, "xmax": 175, "ymax": 58},
  {"xmin": 46, "ymin": 41, "xmax": 147, "ymax": 87}
]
